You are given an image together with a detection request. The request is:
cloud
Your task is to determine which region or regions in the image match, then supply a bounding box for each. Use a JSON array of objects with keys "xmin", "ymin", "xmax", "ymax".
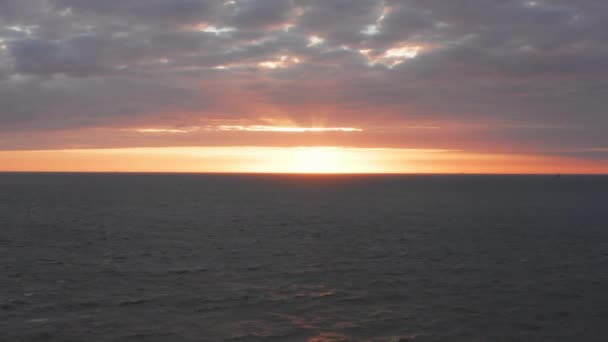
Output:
[
  {"xmin": 225, "ymin": 0, "xmax": 296, "ymax": 30},
  {"xmin": 50, "ymin": 0, "xmax": 220, "ymax": 26},
  {"xmin": 0, "ymin": 0, "xmax": 606, "ymax": 161}
]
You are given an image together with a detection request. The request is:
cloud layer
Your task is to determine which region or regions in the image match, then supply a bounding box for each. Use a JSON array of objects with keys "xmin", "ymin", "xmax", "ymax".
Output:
[{"xmin": 1, "ymin": 0, "xmax": 607, "ymax": 158}]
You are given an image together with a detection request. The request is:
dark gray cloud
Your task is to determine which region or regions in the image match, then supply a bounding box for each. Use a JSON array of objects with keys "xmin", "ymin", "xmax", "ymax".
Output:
[
  {"xmin": 0, "ymin": 0, "xmax": 607, "ymax": 159},
  {"xmin": 295, "ymin": 0, "xmax": 384, "ymax": 45},
  {"xmin": 50, "ymin": 0, "xmax": 220, "ymax": 26},
  {"xmin": 226, "ymin": 0, "xmax": 295, "ymax": 29}
]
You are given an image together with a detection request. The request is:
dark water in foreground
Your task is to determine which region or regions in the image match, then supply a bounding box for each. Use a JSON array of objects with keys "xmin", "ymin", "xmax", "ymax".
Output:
[{"xmin": 1, "ymin": 173, "xmax": 607, "ymax": 341}]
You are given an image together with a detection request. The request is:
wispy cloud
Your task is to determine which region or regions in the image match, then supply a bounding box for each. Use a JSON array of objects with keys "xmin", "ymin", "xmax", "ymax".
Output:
[
  {"xmin": 133, "ymin": 128, "xmax": 199, "ymax": 134},
  {"xmin": 215, "ymin": 125, "xmax": 362, "ymax": 133}
]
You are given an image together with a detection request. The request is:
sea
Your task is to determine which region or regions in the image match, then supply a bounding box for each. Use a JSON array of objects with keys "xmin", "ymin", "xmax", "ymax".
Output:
[{"xmin": 1, "ymin": 173, "xmax": 607, "ymax": 341}]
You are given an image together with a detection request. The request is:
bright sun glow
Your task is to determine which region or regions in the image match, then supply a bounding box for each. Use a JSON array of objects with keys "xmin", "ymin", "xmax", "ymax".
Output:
[{"xmin": 281, "ymin": 147, "xmax": 355, "ymax": 173}]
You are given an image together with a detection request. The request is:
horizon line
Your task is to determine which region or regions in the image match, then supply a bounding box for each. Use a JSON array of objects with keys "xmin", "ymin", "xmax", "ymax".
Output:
[{"xmin": 0, "ymin": 171, "xmax": 604, "ymax": 176}]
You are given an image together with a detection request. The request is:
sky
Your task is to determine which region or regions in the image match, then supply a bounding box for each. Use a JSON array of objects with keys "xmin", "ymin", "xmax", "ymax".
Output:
[{"xmin": 1, "ymin": 0, "xmax": 607, "ymax": 173}]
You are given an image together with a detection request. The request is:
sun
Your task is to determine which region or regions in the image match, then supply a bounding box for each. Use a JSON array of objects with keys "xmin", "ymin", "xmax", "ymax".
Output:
[{"xmin": 282, "ymin": 147, "xmax": 347, "ymax": 173}]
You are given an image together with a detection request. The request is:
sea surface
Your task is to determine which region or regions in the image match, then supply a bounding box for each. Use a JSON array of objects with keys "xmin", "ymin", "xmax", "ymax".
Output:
[{"xmin": 1, "ymin": 173, "xmax": 607, "ymax": 341}]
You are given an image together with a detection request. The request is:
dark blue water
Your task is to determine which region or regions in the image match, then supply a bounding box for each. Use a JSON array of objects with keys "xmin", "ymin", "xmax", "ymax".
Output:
[{"xmin": 1, "ymin": 173, "xmax": 607, "ymax": 341}]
